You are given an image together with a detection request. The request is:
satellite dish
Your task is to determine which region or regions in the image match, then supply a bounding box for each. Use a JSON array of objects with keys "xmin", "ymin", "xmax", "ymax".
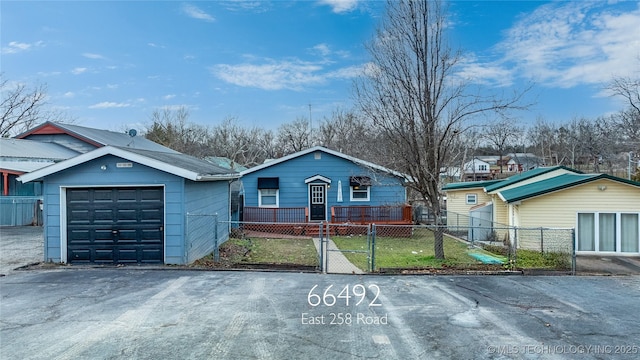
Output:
[{"xmin": 128, "ymin": 129, "xmax": 137, "ymax": 137}]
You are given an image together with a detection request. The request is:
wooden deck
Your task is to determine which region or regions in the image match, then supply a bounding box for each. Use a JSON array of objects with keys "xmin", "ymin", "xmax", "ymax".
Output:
[{"xmin": 240, "ymin": 205, "xmax": 413, "ymax": 237}]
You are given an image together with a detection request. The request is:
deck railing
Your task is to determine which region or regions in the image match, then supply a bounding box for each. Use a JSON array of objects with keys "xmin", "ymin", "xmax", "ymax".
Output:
[
  {"xmin": 331, "ymin": 205, "xmax": 412, "ymax": 224},
  {"xmin": 243, "ymin": 207, "xmax": 308, "ymax": 223}
]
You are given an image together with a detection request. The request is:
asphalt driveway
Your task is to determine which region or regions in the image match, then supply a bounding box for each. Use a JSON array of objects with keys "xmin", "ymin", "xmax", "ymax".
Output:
[
  {"xmin": 1, "ymin": 269, "xmax": 639, "ymax": 359},
  {"xmin": 0, "ymin": 226, "xmax": 43, "ymax": 276}
]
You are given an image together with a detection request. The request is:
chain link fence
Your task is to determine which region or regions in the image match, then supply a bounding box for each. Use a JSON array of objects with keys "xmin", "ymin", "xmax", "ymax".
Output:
[{"xmin": 188, "ymin": 219, "xmax": 575, "ymax": 274}]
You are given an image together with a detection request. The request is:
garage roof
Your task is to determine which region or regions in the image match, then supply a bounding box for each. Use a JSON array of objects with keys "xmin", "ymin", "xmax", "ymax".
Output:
[{"xmin": 18, "ymin": 146, "xmax": 240, "ymax": 183}]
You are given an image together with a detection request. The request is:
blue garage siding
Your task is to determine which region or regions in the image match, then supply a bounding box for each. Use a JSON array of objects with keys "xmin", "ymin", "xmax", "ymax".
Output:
[
  {"xmin": 184, "ymin": 180, "xmax": 230, "ymax": 263},
  {"xmin": 242, "ymin": 151, "xmax": 406, "ymax": 210},
  {"xmin": 40, "ymin": 154, "xmax": 185, "ymax": 264}
]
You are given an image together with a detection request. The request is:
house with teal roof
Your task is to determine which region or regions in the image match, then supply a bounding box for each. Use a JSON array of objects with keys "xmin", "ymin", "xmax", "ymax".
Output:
[{"xmin": 443, "ymin": 166, "xmax": 640, "ymax": 255}]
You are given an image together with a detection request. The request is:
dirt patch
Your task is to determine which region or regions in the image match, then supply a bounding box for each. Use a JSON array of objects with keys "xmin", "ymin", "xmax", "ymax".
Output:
[
  {"xmin": 190, "ymin": 241, "xmax": 318, "ymax": 272},
  {"xmin": 378, "ymin": 263, "xmax": 520, "ymax": 275},
  {"xmin": 14, "ymin": 262, "xmax": 68, "ymax": 271}
]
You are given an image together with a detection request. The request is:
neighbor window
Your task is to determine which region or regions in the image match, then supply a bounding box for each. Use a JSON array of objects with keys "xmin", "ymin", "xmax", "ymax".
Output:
[
  {"xmin": 466, "ymin": 194, "xmax": 477, "ymax": 205},
  {"xmin": 479, "ymin": 165, "xmax": 488, "ymax": 171},
  {"xmin": 257, "ymin": 177, "xmax": 279, "ymax": 207},
  {"xmin": 578, "ymin": 212, "xmax": 640, "ymax": 253},
  {"xmin": 350, "ymin": 175, "xmax": 371, "ymax": 202}
]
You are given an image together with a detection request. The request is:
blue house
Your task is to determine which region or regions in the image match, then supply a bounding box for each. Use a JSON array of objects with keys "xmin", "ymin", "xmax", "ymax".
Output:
[
  {"xmin": 18, "ymin": 146, "xmax": 239, "ymax": 265},
  {"xmin": 2, "ymin": 121, "xmax": 188, "ymax": 226},
  {"xmin": 239, "ymin": 146, "xmax": 411, "ymax": 224}
]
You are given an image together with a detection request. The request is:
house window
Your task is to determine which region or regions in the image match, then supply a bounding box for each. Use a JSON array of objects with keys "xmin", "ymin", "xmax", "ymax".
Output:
[
  {"xmin": 258, "ymin": 189, "xmax": 279, "ymax": 207},
  {"xmin": 257, "ymin": 177, "xmax": 279, "ymax": 207},
  {"xmin": 349, "ymin": 175, "xmax": 371, "ymax": 202},
  {"xmin": 350, "ymin": 186, "xmax": 370, "ymax": 201},
  {"xmin": 466, "ymin": 194, "xmax": 477, "ymax": 205},
  {"xmin": 578, "ymin": 212, "xmax": 640, "ymax": 253},
  {"xmin": 479, "ymin": 165, "xmax": 487, "ymax": 171}
]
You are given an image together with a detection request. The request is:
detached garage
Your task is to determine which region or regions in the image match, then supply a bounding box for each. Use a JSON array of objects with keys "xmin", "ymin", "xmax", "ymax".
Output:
[{"xmin": 18, "ymin": 146, "xmax": 239, "ymax": 265}]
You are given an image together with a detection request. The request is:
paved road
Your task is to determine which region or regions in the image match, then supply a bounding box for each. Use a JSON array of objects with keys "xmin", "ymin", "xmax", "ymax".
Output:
[
  {"xmin": 0, "ymin": 226, "xmax": 43, "ymax": 276},
  {"xmin": 1, "ymin": 268, "xmax": 639, "ymax": 359}
]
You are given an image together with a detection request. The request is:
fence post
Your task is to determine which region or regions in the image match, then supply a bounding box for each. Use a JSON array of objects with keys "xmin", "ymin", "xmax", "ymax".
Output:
[
  {"xmin": 370, "ymin": 224, "xmax": 376, "ymax": 272},
  {"xmin": 512, "ymin": 227, "xmax": 518, "ymax": 269},
  {"xmin": 213, "ymin": 215, "xmax": 220, "ymax": 262},
  {"xmin": 540, "ymin": 227, "xmax": 544, "ymax": 253},
  {"xmin": 571, "ymin": 228, "xmax": 576, "ymax": 276},
  {"xmin": 319, "ymin": 222, "xmax": 325, "ymax": 273}
]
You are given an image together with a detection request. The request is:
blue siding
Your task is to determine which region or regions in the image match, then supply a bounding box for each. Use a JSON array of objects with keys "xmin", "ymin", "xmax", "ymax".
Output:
[
  {"xmin": 184, "ymin": 180, "xmax": 231, "ymax": 263},
  {"xmin": 40, "ymin": 154, "xmax": 186, "ymax": 264},
  {"xmin": 242, "ymin": 150, "xmax": 406, "ymax": 212}
]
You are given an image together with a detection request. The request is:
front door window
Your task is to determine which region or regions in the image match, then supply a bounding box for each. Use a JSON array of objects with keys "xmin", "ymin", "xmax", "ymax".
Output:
[{"xmin": 310, "ymin": 185, "xmax": 326, "ymax": 221}]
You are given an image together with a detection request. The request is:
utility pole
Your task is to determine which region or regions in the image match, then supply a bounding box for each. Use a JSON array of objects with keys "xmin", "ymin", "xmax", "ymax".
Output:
[
  {"xmin": 308, "ymin": 103, "xmax": 313, "ymax": 145},
  {"xmin": 629, "ymin": 151, "xmax": 635, "ymax": 180}
]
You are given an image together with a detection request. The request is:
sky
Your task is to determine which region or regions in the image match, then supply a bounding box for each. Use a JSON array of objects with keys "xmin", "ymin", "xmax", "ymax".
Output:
[{"xmin": 2, "ymin": 0, "xmax": 639, "ymax": 134}]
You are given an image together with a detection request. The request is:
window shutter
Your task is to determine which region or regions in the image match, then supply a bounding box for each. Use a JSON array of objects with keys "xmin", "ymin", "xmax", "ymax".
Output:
[{"xmin": 257, "ymin": 177, "xmax": 279, "ymax": 189}]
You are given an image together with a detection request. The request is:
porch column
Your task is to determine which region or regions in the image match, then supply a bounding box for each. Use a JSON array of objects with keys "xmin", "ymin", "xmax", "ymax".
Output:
[{"xmin": 2, "ymin": 172, "xmax": 8, "ymax": 196}]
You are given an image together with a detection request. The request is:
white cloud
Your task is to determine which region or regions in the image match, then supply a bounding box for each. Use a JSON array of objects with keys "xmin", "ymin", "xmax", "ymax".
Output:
[
  {"xmin": 89, "ymin": 102, "xmax": 131, "ymax": 109},
  {"xmin": 163, "ymin": 94, "xmax": 176, "ymax": 100},
  {"xmin": 456, "ymin": 55, "xmax": 515, "ymax": 87},
  {"xmin": 326, "ymin": 65, "xmax": 364, "ymax": 79},
  {"xmin": 82, "ymin": 53, "xmax": 105, "ymax": 60},
  {"xmin": 2, "ymin": 40, "xmax": 43, "ymax": 54},
  {"xmin": 71, "ymin": 67, "xmax": 87, "ymax": 75},
  {"xmin": 211, "ymin": 60, "xmax": 325, "ymax": 91},
  {"xmin": 318, "ymin": 0, "xmax": 359, "ymax": 14},
  {"xmin": 63, "ymin": 92, "xmax": 75, "ymax": 98},
  {"xmin": 182, "ymin": 4, "xmax": 215, "ymax": 22},
  {"xmin": 496, "ymin": 2, "xmax": 640, "ymax": 88},
  {"xmin": 222, "ymin": 1, "xmax": 269, "ymax": 13},
  {"xmin": 311, "ymin": 43, "xmax": 332, "ymax": 57}
]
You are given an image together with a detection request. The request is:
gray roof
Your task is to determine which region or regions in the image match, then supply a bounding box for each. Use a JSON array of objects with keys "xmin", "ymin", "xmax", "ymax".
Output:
[
  {"xmin": 205, "ymin": 156, "xmax": 249, "ymax": 172},
  {"xmin": 18, "ymin": 122, "xmax": 179, "ymax": 154},
  {"xmin": 0, "ymin": 160, "xmax": 55, "ymax": 173},
  {"xmin": 121, "ymin": 147, "xmax": 238, "ymax": 178},
  {"xmin": 19, "ymin": 146, "xmax": 240, "ymax": 183},
  {"xmin": 0, "ymin": 138, "xmax": 80, "ymax": 160}
]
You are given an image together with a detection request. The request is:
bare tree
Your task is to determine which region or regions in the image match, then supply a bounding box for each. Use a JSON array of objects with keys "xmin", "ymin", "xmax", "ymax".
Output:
[
  {"xmin": 208, "ymin": 117, "xmax": 273, "ymax": 167},
  {"xmin": 607, "ymin": 74, "xmax": 640, "ymax": 148},
  {"xmin": 276, "ymin": 117, "xmax": 315, "ymax": 154},
  {"xmin": 1, "ymin": 75, "xmax": 73, "ymax": 137},
  {"xmin": 528, "ymin": 117, "xmax": 557, "ymax": 166},
  {"xmin": 482, "ymin": 118, "xmax": 522, "ymax": 173},
  {"xmin": 316, "ymin": 108, "xmax": 376, "ymax": 161},
  {"xmin": 556, "ymin": 119, "xmax": 582, "ymax": 168},
  {"xmin": 144, "ymin": 106, "xmax": 209, "ymax": 156},
  {"xmin": 354, "ymin": 0, "xmax": 529, "ymax": 259}
]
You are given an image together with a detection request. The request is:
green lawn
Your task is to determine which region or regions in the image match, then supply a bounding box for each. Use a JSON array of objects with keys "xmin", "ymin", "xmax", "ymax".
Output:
[
  {"xmin": 331, "ymin": 231, "xmax": 488, "ymax": 271},
  {"xmin": 515, "ymin": 249, "xmax": 571, "ymax": 270},
  {"xmin": 218, "ymin": 238, "xmax": 319, "ymax": 266}
]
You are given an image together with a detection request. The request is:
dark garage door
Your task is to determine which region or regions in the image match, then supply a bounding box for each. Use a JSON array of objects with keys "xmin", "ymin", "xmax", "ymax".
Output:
[{"xmin": 67, "ymin": 187, "xmax": 164, "ymax": 264}]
